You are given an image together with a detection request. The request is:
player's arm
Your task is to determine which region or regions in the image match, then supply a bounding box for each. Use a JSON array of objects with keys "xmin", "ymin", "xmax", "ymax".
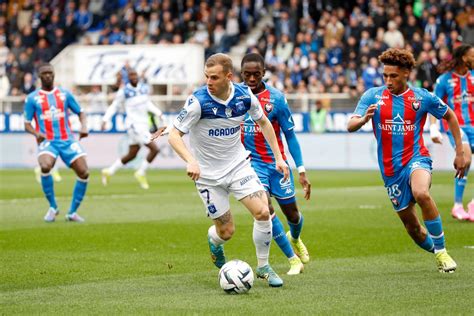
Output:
[
  {"xmin": 283, "ymin": 129, "xmax": 311, "ymax": 200},
  {"xmin": 78, "ymin": 111, "xmax": 88, "ymax": 139},
  {"xmin": 250, "ymin": 94, "xmax": 289, "ymax": 181},
  {"xmin": 347, "ymin": 104, "xmax": 377, "ymax": 132},
  {"xmin": 168, "ymin": 127, "xmax": 200, "ymax": 181},
  {"xmin": 66, "ymin": 90, "xmax": 88, "ymax": 139},
  {"xmin": 101, "ymin": 90, "xmax": 123, "ymax": 130},
  {"xmin": 443, "ymin": 108, "xmax": 466, "ymax": 178},
  {"xmin": 430, "ymin": 78, "xmax": 446, "ymax": 143},
  {"xmin": 147, "ymin": 100, "xmax": 164, "ymax": 124},
  {"xmin": 23, "ymin": 95, "xmax": 45, "ymax": 143}
]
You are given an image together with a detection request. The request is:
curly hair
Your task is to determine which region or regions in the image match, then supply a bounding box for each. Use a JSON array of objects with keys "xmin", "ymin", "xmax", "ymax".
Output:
[
  {"xmin": 437, "ymin": 44, "xmax": 473, "ymax": 74},
  {"xmin": 378, "ymin": 48, "xmax": 416, "ymax": 71}
]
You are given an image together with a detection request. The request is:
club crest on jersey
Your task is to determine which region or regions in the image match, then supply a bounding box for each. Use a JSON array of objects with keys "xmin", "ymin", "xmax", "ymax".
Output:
[
  {"xmin": 225, "ymin": 107, "xmax": 233, "ymax": 117},
  {"xmin": 264, "ymin": 103, "xmax": 273, "ymax": 113},
  {"xmin": 411, "ymin": 100, "xmax": 420, "ymax": 111}
]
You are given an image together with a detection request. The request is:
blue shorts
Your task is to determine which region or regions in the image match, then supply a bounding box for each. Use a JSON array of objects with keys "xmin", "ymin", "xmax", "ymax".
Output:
[
  {"xmin": 38, "ymin": 139, "xmax": 87, "ymax": 167},
  {"xmin": 447, "ymin": 126, "xmax": 474, "ymax": 152},
  {"xmin": 382, "ymin": 157, "xmax": 432, "ymax": 212},
  {"xmin": 251, "ymin": 160, "xmax": 296, "ymax": 205}
]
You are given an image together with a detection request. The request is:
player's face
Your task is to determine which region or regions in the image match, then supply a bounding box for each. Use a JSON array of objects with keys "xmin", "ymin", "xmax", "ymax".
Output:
[
  {"xmin": 128, "ymin": 71, "xmax": 139, "ymax": 86},
  {"xmin": 241, "ymin": 61, "xmax": 265, "ymax": 93},
  {"xmin": 463, "ymin": 48, "xmax": 474, "ymax": 70},
  {"xmin": 383, "ymin": 65, "xmax": 409, "ymax": 95},
  {"xmin": 205, "ymin": 64, "xmax": 231, "ymax": 97},
  {"xmin": 39, "ymin": 66, "xmax": 55, "ymax": 89}
]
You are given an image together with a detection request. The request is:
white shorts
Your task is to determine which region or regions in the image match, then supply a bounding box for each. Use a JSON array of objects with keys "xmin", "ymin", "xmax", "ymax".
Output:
[
  {"xmin": 127, "ymin": 124, "xmax": 151, "ymax": 145},
  {"xmin": 195, "ymin": 159, "xmax": 264, "ymax": 219}
]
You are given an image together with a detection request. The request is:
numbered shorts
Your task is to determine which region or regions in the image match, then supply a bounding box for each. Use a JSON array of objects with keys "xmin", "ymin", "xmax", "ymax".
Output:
[
  {"xmin": 383, "ymin": 157, "xmax": 432, "ymax": 212},
  {"xmin": 251, "ymin": 160, "xmax": 296, "ymax": 204},
  {"xmin": 447, "ymin": 126, "xmax": 474, "ymax": 152},
  {"xmin": 38, "ymin": 139, "xmax": 87, "ymax": 167},
  {"xmin": 195, "ymin": 159, "xmax": 265, "ymax": 219},
  {"xmin": 127, "ymin": 123, "xmax": 151, "ymax": 145}
]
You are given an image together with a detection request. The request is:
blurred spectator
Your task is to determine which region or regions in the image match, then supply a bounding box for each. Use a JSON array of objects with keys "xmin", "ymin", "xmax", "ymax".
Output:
[
  {"xmin": 362, "ymin": 57, "xmax": 383, "ymax": 90},
  {"xmin": 75, "ymin": 3, "xmax": 93, "ymax": 32},
  {"xmin": 20, "ymin": 72, "xmax": 36, "ymax": 95},
  {"xmin": 416, "ymin": 51, "xmax": 437, "ymax": 90},
  {"xmin": 384, "ymin": 21, "xmax": 405, "ymax": 48},
  {"xmin": 461, "ymin": 14, "xmax": 474, "ymax": 45},
  {"xmin": 310, "ymin": 100, "xmax": 327, "ymax": 133}
]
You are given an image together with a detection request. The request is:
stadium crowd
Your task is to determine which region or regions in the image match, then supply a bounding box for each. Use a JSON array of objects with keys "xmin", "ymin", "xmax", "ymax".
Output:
[{"xmin": 1, "ymin": 0, "xmax": 474, "ymax": 101}]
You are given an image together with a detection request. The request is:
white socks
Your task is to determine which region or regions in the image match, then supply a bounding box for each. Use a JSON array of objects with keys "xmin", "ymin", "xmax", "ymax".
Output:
[
  {"xmin": 253, "ymin": 219, "xmax": 272, "ymax": 267},
  {"xmin": 108, "ymin": 159, "xmax": 123, "ymax": 174},
  {"xmin": 208, "ymin": 225, "xmax": 225, "ymax": 246},
  {"xmin": 136, "ymin": 160, "xmax": 150, "ymax": 176}
]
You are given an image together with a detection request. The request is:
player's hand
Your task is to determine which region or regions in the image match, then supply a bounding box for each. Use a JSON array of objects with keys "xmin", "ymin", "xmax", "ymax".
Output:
[
  {"xmin": 363, "ymin": 104, "xmax": 377, "ymax": 123},
  {"xmin": 36, "ymin": 132, "xmax": 46, "ymax": 143},
  {"xmin": 151, "ymin": 126, "xmax": 168, "ymax": 141},
  {"xmin": 298, "ymin": 172, "xmax": 311, "ymax": 200},
  {"xmin": 429, "ymin": 124, "xmax": 443, "ymax": 144},
  {"xmin": 275, "ymin": 158, "xmax": 289, "ymax": 182},
  {"xmin": 186, "ymin": 160, "xmax": 200, "ymax": 181},
  {"xmin": 79, "ymin": 128, "xmax": 88, "ymax": 140},
  {"xmin": 101, "ymin": 122, "xmax": 107, "ymax": 131},
  {"xmin": 453, "ymin": 152, "xmax": 466, "ymax": 179}
]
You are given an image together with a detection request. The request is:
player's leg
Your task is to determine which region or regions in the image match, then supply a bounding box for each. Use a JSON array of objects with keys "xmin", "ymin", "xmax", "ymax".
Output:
[
  {"xmin": 102, "ymin": 144, "xmax": 140, "ymax": 185},
  {"xmin": 465, "ymin": 133, "xmax": 474, "ymax": 221},
  {"xmin": 38, "ymin": 152, "xmax": 59, "ymax": 222},
  {"xmin": 134, "ymin": 141, "xmax": 160, "ymax": 189},
  {"xmin": 196, "ymin": 182, "xmax": 232, "ymax": 268},
  {"xmin": 447, "ymin": 131, "xmax": 470, "ymax": 220},
  {"xmin": 397, "ymin": 203, "xmax": 434, "ymax": 252},
  {"xmin": 411, "ymin": 168, "xmax": 456, "ymax": 273}
]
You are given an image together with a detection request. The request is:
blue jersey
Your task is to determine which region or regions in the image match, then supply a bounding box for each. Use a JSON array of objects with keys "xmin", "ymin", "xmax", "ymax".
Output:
[
  {"xmin": 353, "ymin": 86, "xmax": 448, "ymax": 178},
  {"xmin": 24, "ymin": 87, "xmax": 82, "ymax": 141},
  {"xmin": 434, "ymin": 70, "xmax": 474, "ymax": 130},
  {"xmin": 241, "ymin": 82, "xmax": 295, "ymax": 164}
]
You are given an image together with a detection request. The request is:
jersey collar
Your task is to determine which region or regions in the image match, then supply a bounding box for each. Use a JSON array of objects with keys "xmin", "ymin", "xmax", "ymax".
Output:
[
  {"xmin": 207, "ymin": 82, "xmax": 235, "ymax": 106},
  {"xmin": 39, "ymin": 87, "xmax": 58, "ymax": 94}
]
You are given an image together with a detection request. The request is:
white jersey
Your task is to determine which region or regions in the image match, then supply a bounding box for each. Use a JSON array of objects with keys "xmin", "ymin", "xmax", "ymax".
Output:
[
  {"xmin": 174, "ymin": 83, "xmax": 264, "ymax": 180},
  {"xmin": 102, "ymin": 82, "xmax": 162, "ymax": 129}
]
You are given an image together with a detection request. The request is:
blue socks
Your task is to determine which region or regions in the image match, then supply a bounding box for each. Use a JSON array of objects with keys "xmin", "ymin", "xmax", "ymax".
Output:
[
  {"xmin": 69, "ymin": 178, "xmax": 88, "ymax": 214},
  {"xmin": 41, "ymin": 173, "xmax": 57, "ymax": 209},
  {"xmin": 424, "ymin": 216, "xmax": 445, "ymax": 252},
  {"xmin": 454, "ymin": 168, "xmax": 468, "ymax": 203},
  {"xmin": 416, "ymin": 234, "xmax": 434, "ymax": 253},
  {"xmin": 288, "ymin": 214, "xmax": 304, "ymax": 240},
  {"xmin": 271, "ymin": 215, "xmax": 295, "ymax": 259}
]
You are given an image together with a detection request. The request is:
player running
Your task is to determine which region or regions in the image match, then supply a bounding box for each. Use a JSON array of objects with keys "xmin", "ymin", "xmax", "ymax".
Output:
[
  {"xmin": 240, "ymin": 53, "xmax": 310, "ymax": 275},
  {"xmin": 24, "ymin": 63, "xmax": 89, "ymax": 222},
  {"xmin": 164, "ymin": 53, "xmax": 289, "ymax": 287},
  {"xmin": 347, "ymin": 48, "xmax": 466, "ymax": 273},
  {"xmin": 101, "ymin": 68, "xmax": 163, "ymax": 190},
  {"xmin": 430, "ymin": 44, "xmax": 474, "ymax": 221}
]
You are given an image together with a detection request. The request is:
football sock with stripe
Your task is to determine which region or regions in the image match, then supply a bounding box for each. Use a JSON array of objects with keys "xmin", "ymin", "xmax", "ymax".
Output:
[
  {"xmin": 416, "ymin": 234, "xmax": 435, "ymax": 253},
  {"xmin": 271, "ymin": 214, "xmax": 295, "ymax": 259},
  {"xmin": 208, "ymin": 225, "xmax": 225, "ymax": 246},
  {"xmin": 288, "ymin": 213, "xmax": 304, "ymax": 240},
  {"xmin": 41, "ymin": 173, "xmax": 57, "ymax": 209},
  {"xmin": 253, "ymin": 219, "xmax": 272, "ymax": 268},
  {"xmin": 424, "ymin": 215, "xmax": 445, "ymax": 253},
  {"xmin": 454, "ymin": 167, "xmax": 468, "ymax": 204},
  {"xmin": 69, "ymin": 177, "xmax": 88, "ymax": 214}
]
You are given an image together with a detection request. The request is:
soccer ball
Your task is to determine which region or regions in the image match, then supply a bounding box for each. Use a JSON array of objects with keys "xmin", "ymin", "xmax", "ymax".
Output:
[{"xmin": 218, "ymin": 259, "xmax": 254, "ymax": 294}]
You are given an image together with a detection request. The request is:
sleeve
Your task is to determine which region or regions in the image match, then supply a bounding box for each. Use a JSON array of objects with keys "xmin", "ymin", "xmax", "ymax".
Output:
[
  {"xmin": 247, "ymin": 87, "xmax": 264, "ymax": 121},
  {"xmin": 426, "ymin": 91, "xmax": 448, "ymax": 119},
  {"xmin": 352, "ymin": 89, "xmax": 373, "ymax": 117},
  {"xmin": 65, "ymin": 90, "xmax": 83, "ymax": 114},
  {"xmin": 284, "ymin": 130, "xmax": 304, "ymax": 168},
  {"xmin": 23, "ymin": 95, "xmax": 35, "ymax": 122},
  {"xmin": 433, "ymin": 76, "xmax": 448, "ymax": 107},
  {"xmin": 277, "ymin": 95, "xmax": 295, "ymax": 132},
  {"xmin": 173, "ymin": 95, "xmax": 201, "ymax": 134},
  {"xmin": 147, "ymin": 100, "xmax": 163, "ymax": 117},
  {"xmin": 102, "ymin": 89, "xmax": 124, "ymax": 122}
]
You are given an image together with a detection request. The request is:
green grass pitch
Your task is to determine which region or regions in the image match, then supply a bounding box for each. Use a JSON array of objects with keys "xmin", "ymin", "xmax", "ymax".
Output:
[{"xmin": 1, "ymin": 169, "xmax": 473, "ymax": 314}]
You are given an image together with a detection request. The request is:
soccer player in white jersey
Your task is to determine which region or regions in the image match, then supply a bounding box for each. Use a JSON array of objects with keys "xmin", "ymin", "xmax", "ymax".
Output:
[
  {"xmin": 166, "ymin": 53, "xmax": 289, "ymax": 287},
  {"xmin": 101, "ymin": 69, "xmax": 163, "ymax": 189}
]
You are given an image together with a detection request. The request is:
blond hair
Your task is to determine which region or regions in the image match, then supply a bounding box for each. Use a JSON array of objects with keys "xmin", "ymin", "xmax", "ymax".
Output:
[{"xmin": 205, "ymin": 53, "xmax": 233, "ymax": 73}]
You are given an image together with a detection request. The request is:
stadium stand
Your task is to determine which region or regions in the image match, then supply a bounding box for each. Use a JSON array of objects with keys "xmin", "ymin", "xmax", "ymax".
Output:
[{"xmin": 0, "ymin": 0, "xmax": 473, "ymax": 113}]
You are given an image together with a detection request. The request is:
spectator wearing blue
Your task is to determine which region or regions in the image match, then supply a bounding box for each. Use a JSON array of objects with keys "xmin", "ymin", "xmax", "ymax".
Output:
[
  {"xmin": 75, "ymin": 3, "xmax": 93, "ymax": 32},
  {"xmin": 362, "ymin": 57, "xmax": 383, "ymax": 89}
]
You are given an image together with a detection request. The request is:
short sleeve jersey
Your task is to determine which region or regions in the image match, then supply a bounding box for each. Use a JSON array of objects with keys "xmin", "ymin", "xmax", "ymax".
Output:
[
  {"xmin": 173, "ymin": 82, "xmax": 264, "ymax": 180},
  {"xmin": 24, "ymin": 87, "xmax": 82, "ymax": 141},
  {"xmin": 353, "ymin": 86, "xmax": 448, "ymax": 178}
]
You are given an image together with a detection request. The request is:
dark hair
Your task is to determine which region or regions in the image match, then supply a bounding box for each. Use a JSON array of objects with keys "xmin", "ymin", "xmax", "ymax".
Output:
[
  {"xmin": 241, "ymin": 53, "xmax": 265, "ymax": 68},
  {"xmin": 378, "ymin": 48, "xmax": 416, "ymax": 71},
  {"xmin": 437, "ymin": 44, "xmax": 473, "ymax": 73},
  {"xmin": 38, "ymin": 62, "xmax": 53, "ymax": 72}
]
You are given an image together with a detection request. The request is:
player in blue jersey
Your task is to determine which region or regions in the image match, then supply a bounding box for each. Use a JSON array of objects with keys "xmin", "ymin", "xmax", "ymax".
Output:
[
  {"xmin": 24, "ymin": 63, "xmax": 89, "ymax": 222},
  {"xmin": 240, "ymin": 53, "xmax": 310, "ymax": 275},
  {"xmin": 165, "ymin": 53, "xmax": 289, "ymax": 287},
  {"xmin": 347, "ymin": 49, "xmax": 466, "ymax": 273},
  {"xmin": 101, "ymin": 69, "xmax": 163, "ymax": 189},
  {"xmin": 430, "ymin": 44, "xmax": 474, "ymax": 221}
]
